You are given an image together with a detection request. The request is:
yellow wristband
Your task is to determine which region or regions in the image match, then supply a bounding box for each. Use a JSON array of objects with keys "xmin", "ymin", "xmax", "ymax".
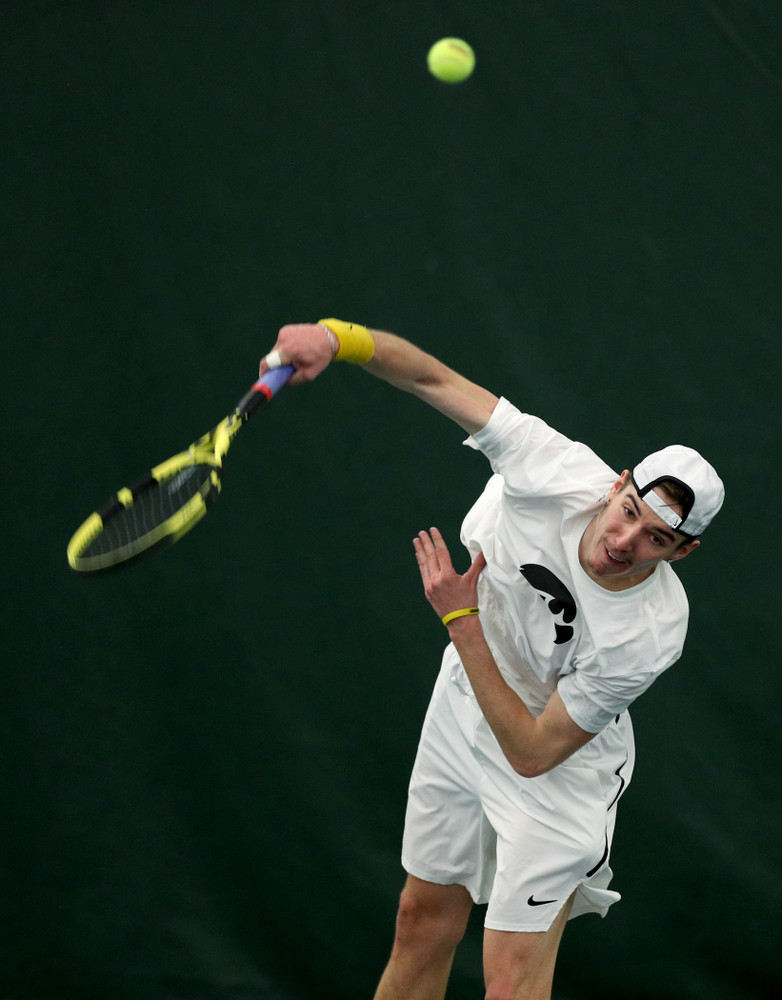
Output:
[
  {"xmin": 318, "ymin": 317, "xmax": 375, "ymax": 364},
  {"xmin": 441, "ymin": 607, "xmax": 480, "ymax": 626}
]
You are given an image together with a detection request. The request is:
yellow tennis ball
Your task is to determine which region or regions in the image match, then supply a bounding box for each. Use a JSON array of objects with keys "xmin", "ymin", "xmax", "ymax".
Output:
[{"xmin": 427, "ymin": 38, "xmax": 475, "ymax": 84}]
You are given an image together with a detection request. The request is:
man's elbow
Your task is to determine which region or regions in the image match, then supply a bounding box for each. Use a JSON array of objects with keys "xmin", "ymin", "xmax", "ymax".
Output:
[
  {"xmin": 509, "ymin": 742, "xmax": 583, "ymax": 778},
  {"xmin": 510, "ymin": 755, "xmax": 553, "ymax": 780}
]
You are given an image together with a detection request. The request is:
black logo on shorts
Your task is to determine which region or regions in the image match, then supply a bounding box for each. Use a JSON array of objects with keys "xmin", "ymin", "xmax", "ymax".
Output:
[
  {"xmin": 520, "ymin": 564, "xmax": 577, "ymax": 645},
  {"xmin": 527, "ymin": 894, "xmax": 558, "ymax": 906}
]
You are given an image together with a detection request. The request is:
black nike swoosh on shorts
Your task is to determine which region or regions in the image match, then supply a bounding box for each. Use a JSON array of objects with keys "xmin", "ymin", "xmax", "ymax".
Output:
[{"xmin": 527, "ymin": 895, "xmax": 558, "ymax": 906}]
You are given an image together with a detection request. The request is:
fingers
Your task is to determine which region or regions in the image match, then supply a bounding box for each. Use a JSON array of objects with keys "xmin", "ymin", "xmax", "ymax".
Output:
[
  {"xmin": 260, "ymin": 346, "xmax": 309, "ymax": 386},
  {"xmin": 413, "ymin": 529, "xmax": 440, "ymax": 598},
  {"xmin": 259, "ymin": 348, "xmax": 285, "ymax": 374},
  {"xmin": 414, "ymin": 529, "xmax": 483, "ymax": 573},
  {"xmin": 260, "ymin": 323, "xmax": 335, "ymax": 385},
  {"xmin": 465, "ymin": 550, "xmax": 487, "ymax": 582},
  {"xmin": 412, "ymin": 531, "xmax": 435, "ymax": 587},
  {"xmin": 413, "ymin": 529, "xmax": 486, "ymax": 622},
  {"xmin": 414, "ymin": 527, "xmax": 452, "ymax": 563},
  {"xmin": 428, "ymin": 526, "xmax": 454, "ymax": 571},
  {"xmin": 413, "ymin": 528, "xmax": 449, "ymax": 577},
  {"xmin": 413, "ymin": 528, "xmax": 485, "ymax": 587}
]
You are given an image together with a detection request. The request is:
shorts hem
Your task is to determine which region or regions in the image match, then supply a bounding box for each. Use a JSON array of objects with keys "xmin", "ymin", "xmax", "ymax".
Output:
[
  {"xmin": 484, "ymin": 878, "xmax": 620, "ymax": 933},
  {"xmin": 401, "ymin": 857, "xmax": 485, "ymax": 905},
  {"xmin": 485, "ymin": 886, "xmax": 577, "ymax": 933}
]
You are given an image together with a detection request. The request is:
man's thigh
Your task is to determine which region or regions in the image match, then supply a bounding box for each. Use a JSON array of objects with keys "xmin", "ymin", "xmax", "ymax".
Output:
[{"xmin": 483, "ymin": 891, "xmax": 575, "ymax": 1000}]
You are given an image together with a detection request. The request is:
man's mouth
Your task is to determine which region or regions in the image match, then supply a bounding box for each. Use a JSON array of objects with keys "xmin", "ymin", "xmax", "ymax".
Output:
[{"xmin": 606, "ymin": 547, "xmax": 628, "ymax": 567}]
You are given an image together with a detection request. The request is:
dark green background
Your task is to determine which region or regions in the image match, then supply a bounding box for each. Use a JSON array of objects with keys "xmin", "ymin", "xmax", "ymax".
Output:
[{"xmin": 3, "ymin": 2, "xmax": 781, "ymax": 997}]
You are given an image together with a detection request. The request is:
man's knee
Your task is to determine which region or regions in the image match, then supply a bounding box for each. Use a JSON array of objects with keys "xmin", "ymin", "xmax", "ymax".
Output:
[
  {"xmin": 394, "ymin": 876, "xmax": 472, "ymax": 952},
  {"xmin": 483, "ymin": 939, "xmax": 558, "ymax": 1000}
]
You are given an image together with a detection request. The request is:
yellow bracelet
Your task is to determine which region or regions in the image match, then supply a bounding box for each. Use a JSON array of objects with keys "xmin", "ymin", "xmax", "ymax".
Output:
[
  {"xmin": 318, "ymin": 317, "xmax": 375, "ymax": 364},
  {"xmin": 441, "ymin": 607, "xmax": 480, "ymax": 626}
]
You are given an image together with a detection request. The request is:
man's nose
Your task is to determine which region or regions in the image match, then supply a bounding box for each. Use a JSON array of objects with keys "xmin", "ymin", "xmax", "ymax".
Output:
[{"xmin": 613, "ymin": 526, "xmax": 638, "ymax": 551}]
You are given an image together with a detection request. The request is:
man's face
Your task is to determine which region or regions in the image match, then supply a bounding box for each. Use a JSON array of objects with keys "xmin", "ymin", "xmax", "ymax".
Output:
[{"xmin": 579, "ymin": 472, "xmax": 700, "ymax": 590}]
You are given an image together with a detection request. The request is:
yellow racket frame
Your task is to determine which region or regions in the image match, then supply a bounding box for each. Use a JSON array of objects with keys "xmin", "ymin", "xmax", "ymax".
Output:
[
  {"xmin": 66, "ymin": 363, "xmax": 293, "ymax": 573},
  {"xmin": 67, "ymin": 420, "xmax": 235, "ymax": 573}
]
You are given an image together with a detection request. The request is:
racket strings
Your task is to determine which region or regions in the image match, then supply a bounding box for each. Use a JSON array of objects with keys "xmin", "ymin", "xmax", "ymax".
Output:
[{"xmin": 81, "ymin": 463, "xmax": 217, "ymax": 559}]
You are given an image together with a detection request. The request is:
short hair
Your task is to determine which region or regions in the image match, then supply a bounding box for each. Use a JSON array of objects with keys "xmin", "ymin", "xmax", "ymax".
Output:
[{"xmin": 655, "ymin": 478, "xmax": 689, "ymax": 513}]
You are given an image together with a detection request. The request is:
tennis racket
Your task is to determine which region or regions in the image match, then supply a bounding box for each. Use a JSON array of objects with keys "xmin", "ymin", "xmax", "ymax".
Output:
[{"xmin": 67, "ymin": 364, "xmax": 295, "ymax": 573}]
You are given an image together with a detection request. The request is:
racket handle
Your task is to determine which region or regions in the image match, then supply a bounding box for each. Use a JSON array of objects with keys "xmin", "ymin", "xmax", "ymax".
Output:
[
  {"xmin": 254, "ymin": 363, "xmax": 295, "ymax": 398},
  {"xmin": 237, "ymin": 363, "xmax": 296, "ymax": 419}
]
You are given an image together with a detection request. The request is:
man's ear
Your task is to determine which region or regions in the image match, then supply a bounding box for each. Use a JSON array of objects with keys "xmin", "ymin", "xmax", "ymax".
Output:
[
  {"xmin": 669, "ymin": 539, "xmax": 700, "ymax": 563},
  {"xmin": 608, "ymin": 470, "xmax": 632, "ymax": 500}
]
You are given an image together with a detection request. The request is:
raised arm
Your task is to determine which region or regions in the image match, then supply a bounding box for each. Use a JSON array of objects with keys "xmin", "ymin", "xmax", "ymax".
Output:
[
  {"xmin": 365, "ymin": 329, "xmax": 499, "ymax": 435},
  {"xmin": 414, "ymin": 527, "xmax": 597, "ymax": 776},
  {"xmin": 260, "ymin": 320, "xmax": 499, "ymax": 436}
]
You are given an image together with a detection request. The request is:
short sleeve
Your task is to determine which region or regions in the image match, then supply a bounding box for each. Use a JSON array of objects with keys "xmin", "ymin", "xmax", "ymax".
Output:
[
  {"xmin": 558, "ymin": 605, "xmax": 686, "ymax": 733},
  {"xmin": 465, "ymin": 398, "xmax": 615, "ymax": 499}
]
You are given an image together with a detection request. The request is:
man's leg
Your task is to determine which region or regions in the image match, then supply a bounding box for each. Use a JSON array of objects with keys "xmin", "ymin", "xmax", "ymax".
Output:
[
  {"xmin": 373, "ymin": 874, "xmax": 474, "ymax": 1000},
  {"xmin": 482, "ymin": 892, "xmax": 575, "ymax": 1000}
]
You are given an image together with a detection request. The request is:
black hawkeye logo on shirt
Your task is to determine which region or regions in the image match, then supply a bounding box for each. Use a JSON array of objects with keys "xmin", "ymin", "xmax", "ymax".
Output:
[{"xmin": 519, "ymin": 564, "xmax": 577, "ymax": 646}]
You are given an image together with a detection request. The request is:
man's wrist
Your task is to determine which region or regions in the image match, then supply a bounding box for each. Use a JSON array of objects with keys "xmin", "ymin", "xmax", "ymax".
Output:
[
  {"xmin": 442, "ymin": 607, "xmax": 480, "ymax": 627},
  {"xmin": 319, "ymin": 324, "xmax": 339, "ymax": 358},
  {"xmin": 318, "ymin": 318, "xmax": 375, "ymax": 364}
]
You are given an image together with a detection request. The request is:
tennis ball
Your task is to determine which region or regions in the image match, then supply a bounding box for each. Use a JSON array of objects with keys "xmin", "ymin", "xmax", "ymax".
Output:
[{"xmin": 427, "ymin": 38, "xmax": 475, "ymax": 84}]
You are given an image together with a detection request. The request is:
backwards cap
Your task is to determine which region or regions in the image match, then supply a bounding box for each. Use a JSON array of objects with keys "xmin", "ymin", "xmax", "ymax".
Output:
[{"xmin": 632, "ymin": 445, "xmax": 724, "ymax": 537}]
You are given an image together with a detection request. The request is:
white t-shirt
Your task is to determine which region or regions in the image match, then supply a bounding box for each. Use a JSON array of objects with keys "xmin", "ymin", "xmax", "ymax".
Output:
[{"xmin": 461, "ymin": 398, "xmax": 689, "ymax": 734}]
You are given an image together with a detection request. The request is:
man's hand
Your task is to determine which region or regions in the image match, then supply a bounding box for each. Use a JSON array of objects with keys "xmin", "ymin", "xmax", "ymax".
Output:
[
  {"xmin": 259, "ymin": 323, "xmax": 335, "ymax": 386},
  {"xmin": 413, "ymin": 527, "xmax": 486, "ymax": 623}
]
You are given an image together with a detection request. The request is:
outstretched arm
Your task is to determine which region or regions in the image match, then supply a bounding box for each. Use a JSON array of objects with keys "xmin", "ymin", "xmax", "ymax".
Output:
[
  {"xmin": 365, "ymin": 329, "xmax": 498, "ymax": 435},
  {"xmin": 414, "ymin": 527, "xmax": 596, "ymax": 777},
  {"xmin": 260, "ymin": 321, "xmax": 499, "ymax": 436}
]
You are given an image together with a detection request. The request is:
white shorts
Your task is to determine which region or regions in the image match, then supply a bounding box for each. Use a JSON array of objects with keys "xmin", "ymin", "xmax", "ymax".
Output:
[{"xmin": 401, "ymin": 645, "xmax": 635, "ymax": 932}]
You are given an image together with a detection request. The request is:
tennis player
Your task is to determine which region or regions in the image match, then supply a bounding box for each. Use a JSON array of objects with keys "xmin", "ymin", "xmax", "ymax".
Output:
[{"xmin": 260, "ymin": 320, "xmax": 724, "ymax": 1000}]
